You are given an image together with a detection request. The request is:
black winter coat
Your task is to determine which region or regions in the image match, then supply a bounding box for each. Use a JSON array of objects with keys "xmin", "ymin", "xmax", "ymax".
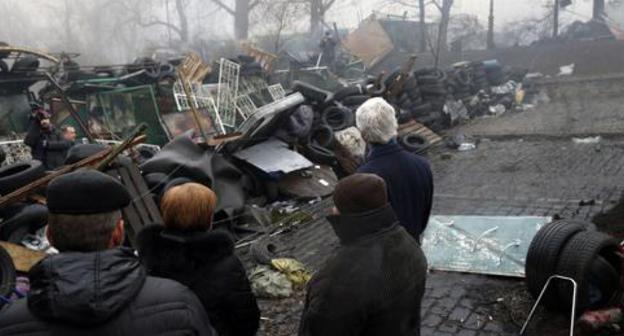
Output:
[
  {"xmin": 299, "ymin": 205, "xmax": 428, "ymax": 336},
  {"xmin": 24, "ymin": 121, "xmax": 73, "ymax": 170},
  {"xmin": 137, "ymin": 225, "xmax": 260, "ymax": 336},
  {"xmin": 358, "ymin": 141, "xmax": 434, "ymax": 237},
  {"xmin": 0, "ymin": 248, "xmax": 216, "ymax": 336}
]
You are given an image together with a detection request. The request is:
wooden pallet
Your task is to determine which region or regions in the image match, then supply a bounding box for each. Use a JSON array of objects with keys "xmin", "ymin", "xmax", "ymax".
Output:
[
  {"xmin": 0, "ymin": 242, "xmax": 45, "ymax": 273},
  {"xmin": 398, "ymin": 120, "xmax": 443, "ymax": 146}
]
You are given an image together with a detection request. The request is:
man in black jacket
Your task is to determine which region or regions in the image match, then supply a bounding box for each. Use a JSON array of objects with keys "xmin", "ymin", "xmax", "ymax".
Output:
[
  {"xmin": 299, "ymin": 173, "xmax": 428, "ymax": 336},
  {"xmin": 24, "ymin": 109, "xmax": 73, "ymax": 170},
  {"xmin": 356, "ymin": 97, "xmax": 434, "ymax": 239},
  {"xmin": 0, "ymin": 170, "xmax": 216, "ymax": 336}
]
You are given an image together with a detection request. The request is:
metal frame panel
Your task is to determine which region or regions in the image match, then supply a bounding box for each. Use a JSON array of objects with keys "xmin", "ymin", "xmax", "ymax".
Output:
[
  {"xmin": 216, "ymin": 59, "xmax": 240, "ymax": 128},
  {"xmin": 235, "ymin": 94, "xmax": 257, "ymax": 119},
  {"xmin": 268, "ymin": 84, "xmax": 286, "ymax": 101}
]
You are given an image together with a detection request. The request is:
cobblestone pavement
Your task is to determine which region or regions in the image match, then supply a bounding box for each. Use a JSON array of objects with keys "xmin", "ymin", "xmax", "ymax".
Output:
[
  {"xmin": 456, "ymin": 76, "xmax": 624, "ymax": 138},
  {"xmin": 253, "ymin": 89, "xmax": 624, "ymax": 335},
  {"xmin": 431, "ymin": 138, "xmax": 624, "ymax": 221}
]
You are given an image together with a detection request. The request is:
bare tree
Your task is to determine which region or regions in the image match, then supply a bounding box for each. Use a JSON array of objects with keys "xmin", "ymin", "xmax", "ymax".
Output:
[
  {"xmin": 110, "ymin": 0, "xmax": 190, "ymax": 43},
  {"xmin": 383, "ymin": 0, "xmax": 427, "ymax": 52},
  {"xmin": 303, "ymin": 0, "xmax": 337, "ymax": 37},
  {"xmin": 498, "ymin": 13, "xmax": 554, "ymax": 47},
  {"xmin": 139, "ymin": 0, "xmax": 190, "ymax": 42},
  {"xmin": 448, "ymin": 14, "xmax": 486, "ymax": 50},
  {"xmin": 254, "ymin": 0, "xmax": 305, "ymax": 53},
  {"xmin": 432, "ymin": 0, "xmax": 454, "ymax": 52},
  {"xmin": 210, "ymin": 0, "xmax": 261, "ymax": 40}
]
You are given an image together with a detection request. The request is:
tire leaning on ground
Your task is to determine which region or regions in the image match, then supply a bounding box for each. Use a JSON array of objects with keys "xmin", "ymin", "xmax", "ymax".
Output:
[
  {"xmin": 0, "ymin": 245, "xmax": 16, "ymax": 304},
  {"xmin": 0, "ymin": 161, "xmax": 45, "ymax": 196},
  {"xmin": 399, "ymin": 133, "xmax": 429, "ymax": 153},
  {"xmin": 555, "ymin": 231, "xmax": 622, "ymax": 315},
  {"xmin": 525, "ymin": 219, "xmax": 595, "ymax": 309}
]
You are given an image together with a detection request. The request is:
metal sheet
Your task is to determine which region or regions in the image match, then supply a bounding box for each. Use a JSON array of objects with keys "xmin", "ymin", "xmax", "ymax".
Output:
[
  {"xmin": 233, "ymin": 139, "xmax": 312, "ymax": 174},
  {"xmin": 422, "ymin": 215, "xmax": 552, "ymax": 278}
]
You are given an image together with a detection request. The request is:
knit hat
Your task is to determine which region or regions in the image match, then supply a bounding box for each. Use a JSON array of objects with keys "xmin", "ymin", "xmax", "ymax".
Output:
[{"xmin": 333, "ymin": 173, "xmax": 388, "ymax": 214}]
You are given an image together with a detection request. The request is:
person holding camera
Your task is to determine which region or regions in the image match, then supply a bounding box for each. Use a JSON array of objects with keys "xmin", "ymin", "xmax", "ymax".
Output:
[{"xmin": 24, "ymin": 106, "xmax": 73, "ymax": 170}]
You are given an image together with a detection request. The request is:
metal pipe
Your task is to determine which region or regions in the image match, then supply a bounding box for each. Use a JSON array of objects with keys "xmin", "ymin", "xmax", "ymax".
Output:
[{"xmin": 520, "ymin": 275, "xmax": 577, "ymax": 336}]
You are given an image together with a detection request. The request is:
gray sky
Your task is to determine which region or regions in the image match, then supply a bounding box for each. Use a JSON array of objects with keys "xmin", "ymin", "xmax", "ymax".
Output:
[{"xmin": 328, "ymin": 0, "xmax": 599, "ymax": 29}]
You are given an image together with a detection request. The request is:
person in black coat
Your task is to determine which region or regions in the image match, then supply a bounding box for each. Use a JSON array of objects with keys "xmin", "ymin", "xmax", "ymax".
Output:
[
  {"xmin": 24, "ymin": 109, "xmax": 73, "ymax": 170},
  {"xmin": 356, "ymin": 97, "xmax": 434, "ymax": 238},
  {"xmin": 0, "ymin": 170, "xmax": 215, "ymax": 336},
  {"xmin": 299, "ymin": 173, "xmax": 428, "ymax": 336},
  {"xmin": 137, "ymin": 182, "xmax": 260, "ymax": 336}
]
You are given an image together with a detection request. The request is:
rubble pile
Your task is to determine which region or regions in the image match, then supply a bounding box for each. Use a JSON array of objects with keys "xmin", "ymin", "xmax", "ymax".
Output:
[{"xmin": 290, "ymin": 58, "xmax": 526, "ymax": 136}]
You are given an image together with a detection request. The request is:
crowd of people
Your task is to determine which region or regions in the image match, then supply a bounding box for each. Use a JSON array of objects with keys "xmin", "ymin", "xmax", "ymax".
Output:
[{"xmin": 0, "ymin": 97, "xmax": 433, "ymax": 336}]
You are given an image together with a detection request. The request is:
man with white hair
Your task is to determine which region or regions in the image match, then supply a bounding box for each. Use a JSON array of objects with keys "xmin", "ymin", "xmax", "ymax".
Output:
[{"xmin": 355, "ymin": 97, "xmax": 434, "ymax": 239}]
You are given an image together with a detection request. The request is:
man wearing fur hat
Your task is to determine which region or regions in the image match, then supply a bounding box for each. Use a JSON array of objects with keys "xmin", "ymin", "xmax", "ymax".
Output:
[
  {"xmin": 355, "ymin": 97, "xmax": 434, "ymax": 239},
  {"xmin": 299, "ymin": 173, "xmax": 428, "ymax": 336}
]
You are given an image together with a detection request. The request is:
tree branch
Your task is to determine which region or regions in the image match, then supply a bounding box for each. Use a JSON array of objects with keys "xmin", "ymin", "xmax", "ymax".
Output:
[
  {"xmin": 322, "ymin": 0, "xmax": 337, "ymax": 11},
  {"xmin": 138, "ymin": 19, "xmax": 183, "ymax": 35},
  {"xmin": 250, "ymin": 0, "xmax": 261, "ymax": 10},
  {"xmin": 211, "ymin": 0, "xmax": 235, "ymax": 15},
  {"xmin": 430, "ymin": 0, "xmax": 442, "ymax": 11}
]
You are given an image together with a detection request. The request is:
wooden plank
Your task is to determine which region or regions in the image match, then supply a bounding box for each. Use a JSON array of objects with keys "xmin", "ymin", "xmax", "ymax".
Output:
[
  {"xmin": 399, "ymin": 120, "xmax": 443, "ymax": 146},
  {"xmin": 127, "ymin": 164, "xmax": 162, "ymax": 225},
  {"xmin": 117, "ymin": 167, "xmax": 147, "ymax": 246},
  {"xmin": 0, "ymin": 242, "xmax": 46, "ymax": 273}
]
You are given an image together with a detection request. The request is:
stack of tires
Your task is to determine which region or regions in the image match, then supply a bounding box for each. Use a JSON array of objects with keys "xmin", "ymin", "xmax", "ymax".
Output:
[
  {"xmin": 446, "ymin": 67, "xmax": 473, "ymax": 102},
  {"xmin": 525, "ymin": 219, "xmax": 623, "ymax": 317},
  {"xmin": 469, "ymin": 61, "xmax": 490, "ymax": 94},
  {"xmin": 291, "ymin": 81, "xmax": 363, "ymax": 167},
  {"xmin": 414, "ymin": 68, "xmax": 448, "ymax": 114}
]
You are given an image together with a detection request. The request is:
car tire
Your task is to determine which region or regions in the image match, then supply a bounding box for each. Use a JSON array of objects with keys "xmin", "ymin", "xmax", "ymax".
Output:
[
  {"xmin": 302, "ymin": 142, "xmax": 336, "ymax": 165},
  {"xmin": 585, "ymin": 256, "xmax": 620, "ymax": 309},
  {"xmin": 0, "ymin": 161, "xmax": 45, "ymax": 196},
  {"xmin": 525, "ymin": 220, "xmax": 594, "ymax": 309},
  {"xmin": 309, "ymin": 124, "xmax": 335, "ymax": 148},
  {"xmin": 0, "ymin": 203, "xmax": 48, "ymax": 242},
  {"xmin": 555, "ymin": 231, "xmax": 621, "ymax": 315},
  {"xmin": 399, "ymin": 133, "xmax": 429, "ymax": 153},
  {"xmin": 322, "ymin": 106, "xmax": 353, "ymax": 131}
]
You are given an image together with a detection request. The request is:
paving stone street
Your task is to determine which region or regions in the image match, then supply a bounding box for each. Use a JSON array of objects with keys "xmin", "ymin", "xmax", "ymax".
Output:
[{"xmin": 255, "ymin": 77, "xmax": 624, "ymax": 336}]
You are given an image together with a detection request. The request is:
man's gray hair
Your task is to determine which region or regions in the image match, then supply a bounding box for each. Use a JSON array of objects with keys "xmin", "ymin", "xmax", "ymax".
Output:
[
  {"xmin": 355, "ymin": 97, "xmax": 398, "ymax": 144},
  {"xmin": 47, "ymin": 210, "xmax": 121, "ymax": 252}
]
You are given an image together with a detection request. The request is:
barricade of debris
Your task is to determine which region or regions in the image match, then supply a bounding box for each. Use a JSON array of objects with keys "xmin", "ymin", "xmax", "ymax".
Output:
[{"xmin": 0, "ymin": 40, "xmax": 533, "ymax": 309}]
